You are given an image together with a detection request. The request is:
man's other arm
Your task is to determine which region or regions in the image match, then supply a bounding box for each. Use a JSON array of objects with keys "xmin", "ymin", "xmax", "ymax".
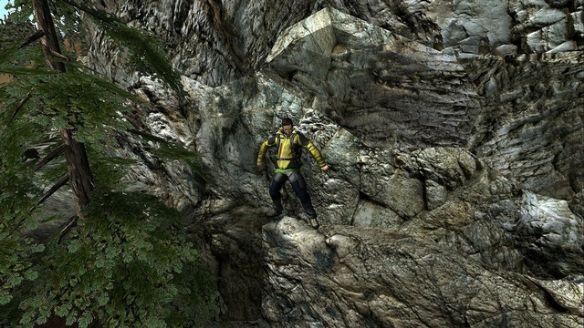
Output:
[{"xmin": 256, "ymin": 135, "xmax": 277, "ymax": 167}]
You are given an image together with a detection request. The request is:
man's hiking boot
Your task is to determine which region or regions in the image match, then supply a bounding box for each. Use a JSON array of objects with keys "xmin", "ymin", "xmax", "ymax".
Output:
[
  {"xmin": 267, "ymin": 209, "xmax": 283, "ymax": 219},
  {"xmin": 266, "ymin": 206, "xmax": 283, "ymax": 219},
  {"xmin": 266, "ymin": 200, "xmax": 284, "ymax": 219},
  {"xmin": 298, "ymin": 212, "xmax": 319, "ymax": 228}
]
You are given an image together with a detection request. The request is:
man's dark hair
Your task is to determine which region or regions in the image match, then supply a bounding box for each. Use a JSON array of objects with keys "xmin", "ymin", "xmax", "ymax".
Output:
[{"xmin": 281, "ymin": 117, "xmax": 293, "ymax": 126}]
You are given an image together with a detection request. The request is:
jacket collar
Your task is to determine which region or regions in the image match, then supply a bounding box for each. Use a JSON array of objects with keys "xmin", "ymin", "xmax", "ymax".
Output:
[{"xmin": 277, "ymin": 126, "xmax": 297, "ymax": 137}]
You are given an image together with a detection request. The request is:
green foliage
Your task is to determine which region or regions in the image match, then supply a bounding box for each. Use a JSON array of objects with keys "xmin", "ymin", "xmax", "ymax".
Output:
[
  {"xmin": 5, "ymin": 0, "xmax": 185, "ymax": 103},
  {"xmin": 5, "ymin": 0, "xmax": 87, "ymax": 54},
  {"xmin": 0, "ymin": 1, "xmax": 218, "ymax": 326},
  {"xmin": 3, "ymin": 0, "xmax": 34, "ymax": 25},
  {"xmin": 57, "ymin": 0, "xmax": 187, "ymax": 108},
  {"xmin": 133, "ymin": 129, "xmax": 208, "ymax": 183},
  {"xmin": 15, "ymin": 184, "xmax": 218, "ymax": 328},
  {"xmin": 0, "ymin": 111, "xmax": 47, "ymax": 324}
]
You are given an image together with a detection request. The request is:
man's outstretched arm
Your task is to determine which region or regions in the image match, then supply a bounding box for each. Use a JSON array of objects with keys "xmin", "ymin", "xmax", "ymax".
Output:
[{"xmin": 298, "ymin": 133, "xmax": 329, "ymax": 172}]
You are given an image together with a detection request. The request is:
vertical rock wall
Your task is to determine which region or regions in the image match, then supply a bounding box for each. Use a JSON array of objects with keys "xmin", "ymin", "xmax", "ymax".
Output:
[{"xmin": 83, "ymin": 1, "xmax": 583, "ymax": 326}]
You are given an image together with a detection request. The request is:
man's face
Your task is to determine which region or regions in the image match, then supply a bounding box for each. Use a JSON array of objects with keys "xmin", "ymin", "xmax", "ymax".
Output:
[{"xmin": 282, "ymin": 124, "xmax": 293, "ymax": 136}]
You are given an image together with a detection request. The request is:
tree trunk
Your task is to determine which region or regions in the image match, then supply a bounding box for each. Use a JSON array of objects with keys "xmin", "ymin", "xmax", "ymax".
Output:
[{"xmin": 32, "ymin": 0, "xmax": 95, "ymax": 216}]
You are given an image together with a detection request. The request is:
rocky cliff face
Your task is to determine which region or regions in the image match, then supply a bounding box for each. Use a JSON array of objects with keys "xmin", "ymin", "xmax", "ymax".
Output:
[{"xmin": 84, "ymin": 1, "xmax": 582, "ymax": 326}]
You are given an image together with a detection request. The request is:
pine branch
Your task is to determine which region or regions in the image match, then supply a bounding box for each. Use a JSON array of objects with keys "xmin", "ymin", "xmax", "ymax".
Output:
[
  {"xmin": 127, "ymin": 128, "xmax": 167, "ymax": 143},
  {"xmin": 57, "ymin": 0, "xmax": 188, "ymax": 117},
  {"xmin": 49, "ymin": 48, "xmax": 70, "ymax": 62},
  {"xmin": 32, "ymin": 0, "xmax": 95, "ymax": 216},
  {"xmin": 34, "ymin": 143, "xmax": 65, "ymax": 171},
  {"xmin": 7, "ymin": 92, "xmax": 33, "ymax": 125},
  {"xmin": 56, "ymin": 0, "xmax": 116, "ymax": 24},
  {"xmin": 37, "ymin": 173, "xmax": 69, "ymax": 206},
  {"xmin": 14, "ymin": 173, "xmax": 70, "ymax": 228},
  {"xmin": 58, "ymin": 215, "xmax": 78, "ymax": 244},
  {"xmin": 32, "ymin": 0, "xmax": 65, "ymax": 72},
  {"xmin": 19, "ymin": 30, "xmax": 45, "ymax": 49}
]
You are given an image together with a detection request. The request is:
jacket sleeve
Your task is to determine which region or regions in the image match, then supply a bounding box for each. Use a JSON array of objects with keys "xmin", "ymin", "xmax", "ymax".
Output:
[
  {"xmin": 256, "ymin": 134, "xmax": 278, "ymax": 166},
  {"xmin": 297, "ymin": 133, "xmax": 326, "ymax": 168}
]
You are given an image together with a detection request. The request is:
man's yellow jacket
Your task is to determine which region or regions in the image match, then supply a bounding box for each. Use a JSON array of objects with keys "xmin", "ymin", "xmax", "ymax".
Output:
[{"xmin": 256, "ymin": 127, "xmax": 326, "ymax": 171}]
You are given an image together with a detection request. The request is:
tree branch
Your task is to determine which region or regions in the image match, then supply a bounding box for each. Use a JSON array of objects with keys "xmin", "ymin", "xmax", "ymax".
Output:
[
  {"xmin": 15, "ymin": 173, "xmax": 70, "ymax": 228},
  {"xmin": 34, "ymin": 143, "xmax": 66, "ymax": 171},
  {"xmin": 19, "ymin": 30, "xmax": 45, "ymax": 49},
  {"xmin": 127, "ymin": 128, "xmax": 167, "ymax": 143},
  {"xmin": 8, "ymin": 92, "xmax": 33, "ymax": 125},
  {"xmin": 32, "ymin": 0, "xmax": 66, "ymax": 72},
  {"xmin": 58, "ymin": 215, "xmax": 78, "ymax": 244},
  {"xmin": 37, "ymin": 173, "xmax": 69, "ymax": 207},
  {"xmin": 49, "ymin": 49, "xmax": 70, "ymax": 62},
  {"xmin": 33, "ymin": 0, "xmax": 95, "ymax": 217}
]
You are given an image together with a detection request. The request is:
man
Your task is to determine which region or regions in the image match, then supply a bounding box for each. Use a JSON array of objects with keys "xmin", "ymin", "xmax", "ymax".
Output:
[{"xmin": 256, "ymin": 117, "xmax": 330, "ymax": 228}]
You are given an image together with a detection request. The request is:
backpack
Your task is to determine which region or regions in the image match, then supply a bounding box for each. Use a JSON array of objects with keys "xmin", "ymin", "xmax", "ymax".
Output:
[{"xmin": 268, "ymin": 130, "xmax": 306, "ymax": 168}]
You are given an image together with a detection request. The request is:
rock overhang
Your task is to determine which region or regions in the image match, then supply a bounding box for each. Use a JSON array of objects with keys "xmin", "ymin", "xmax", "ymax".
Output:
[{"xmin": 264, "ymin": 7, "xmax": 478, "ymax": 148}]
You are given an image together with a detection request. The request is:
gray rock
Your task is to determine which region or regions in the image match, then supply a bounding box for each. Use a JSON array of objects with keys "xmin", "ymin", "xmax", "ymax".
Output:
[
  {"xmin": 321, "ymin": 127, "xmax": 361, "ymax": 185},
  {"xmin": 527, "ymin": 30, "xmax": 547, "ymax": 53},
  {"xmin": 573, "ymin": 11, "xmax": 584, "ymax": 36},
  {"xmin": 516, "ymin": 191, "xmax": 584, "ymax": 276},
  {"xmin": 527, "ymin": 276, "xmax": 584, "ymax": 316},
  {"xmin": 399, "ymin": 147, "xmax": 479, "ymax": 189},
  {"xmin": 529, "ymin": 8, "xmax": 566, "ymax": 26},
  {"xmin": 205, "ymin": 205, "xmax": 272, "ymax": 321},
  {"xmin": 267, "ymin": 7, "xmax": 480, "ymax": 148},
  {"xmin": 352, "ymin": 199, "xmax": 403, "ymax": 228},
  {"xmin": 79, "ymin": 2, "xmax": 584, "ymax": 326},
  {"xmin": 471, "ymin": 55, "xmax": 583, "ymax": 199},
  {"xmin": 426, "ymin": 179, "xmax": 448, "ymax": 210},
  {"xmin": 318, "ymin": 177, "xmax": 360, "ymax": 226},
  {"xmin": 520, "ymin": 191, "xmax": 583, "ymax": 252},
  {"xmin": 432, "ymin": 0, "xmax": 512, "ymax": 51},
  {"xmin": 547, "ymin": 40, "xmax": 578, "ymax": 53},
  {"xmin": 262, "ymin": 219, "xmax": 584, "ymax": 327},
  {"xmin": 495, "ymin": 44, "xmax": 518, "ymax": 57},
  {"xmin": 360, "ymin": 169, "xmax": 425, "ymax": 218}
]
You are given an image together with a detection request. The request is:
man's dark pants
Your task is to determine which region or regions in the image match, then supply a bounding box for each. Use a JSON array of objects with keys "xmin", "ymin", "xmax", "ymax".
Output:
[{"xmin": 269, "ymin": 171, "xmax": 317, "ymax": 218}]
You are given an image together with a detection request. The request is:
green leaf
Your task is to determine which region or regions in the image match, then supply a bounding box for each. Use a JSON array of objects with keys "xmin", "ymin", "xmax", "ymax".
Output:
[
  {"xmin": 24, "ymin": 269, "xmax": 38, "ymax": 281},
  {"xmin": 78, "ymin": 311, "xmax": 93, "ymax": 328},
  {"xmin": 65, "ymin": 310, "xmax": 77, "ymax": 326},
  {"xmin": 7, "ymin": 274, "xmax": 23, "ymax": 288},
  {"xmin": 31, "ymin": 244, "xmax": 45, "ymax": 253},
  {"xmin": 145, "ymin": 317, "xmax": 167, "ymax": 328},
  {"xmin": 97, "ymin": 294, "xmax": 109, "ymax": 307},
  {"xmin": 0, "ymin": 9, "xmax": 219, "ymax": 327},
  {"xmin": 0, "ymin": 291, "xmax": 12, "ymax": 305},
  {"xmin": 54, "ymin": 303, "xmax": 71, "ymax": 317},
  {"xmin": 67, "ymin": 240, "xmax": 81, "ymax": 253}
]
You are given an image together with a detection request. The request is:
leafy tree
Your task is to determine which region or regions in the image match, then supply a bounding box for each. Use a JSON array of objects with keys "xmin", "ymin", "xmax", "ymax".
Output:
[{"xmin": 0, "ymin": 1, "xmax": 218, "ymax": 327}]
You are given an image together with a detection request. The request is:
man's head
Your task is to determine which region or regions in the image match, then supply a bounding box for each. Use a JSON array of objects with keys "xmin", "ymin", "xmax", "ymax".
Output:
[{"xmin": 281, "ymin": 117, "xmax": 293, "ymax": 135}]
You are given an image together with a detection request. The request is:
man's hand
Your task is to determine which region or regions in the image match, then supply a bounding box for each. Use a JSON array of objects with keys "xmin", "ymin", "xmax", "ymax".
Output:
[
  {"xmin": 256, "ymin": 164, "xmax": 265, "ymax": 174},
  {"xmin": 321, "ymin": 164, "xmax": 330, "ymax": 173}
]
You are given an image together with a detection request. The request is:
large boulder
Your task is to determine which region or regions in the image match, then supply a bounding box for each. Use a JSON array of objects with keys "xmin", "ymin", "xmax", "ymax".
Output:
[{"xmin": 262, "ymin": 217, "xmax": 584, "ymax": 327}]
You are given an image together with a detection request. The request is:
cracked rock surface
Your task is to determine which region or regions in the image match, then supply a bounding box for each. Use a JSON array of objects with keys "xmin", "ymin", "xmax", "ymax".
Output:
[
  {"xmin": 82, "ymin": 2, "xmax": 583, "ymax": 327},
  {"xmin": 263, "ymin": 217, "xmax": 583, "ymax": 327}
]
